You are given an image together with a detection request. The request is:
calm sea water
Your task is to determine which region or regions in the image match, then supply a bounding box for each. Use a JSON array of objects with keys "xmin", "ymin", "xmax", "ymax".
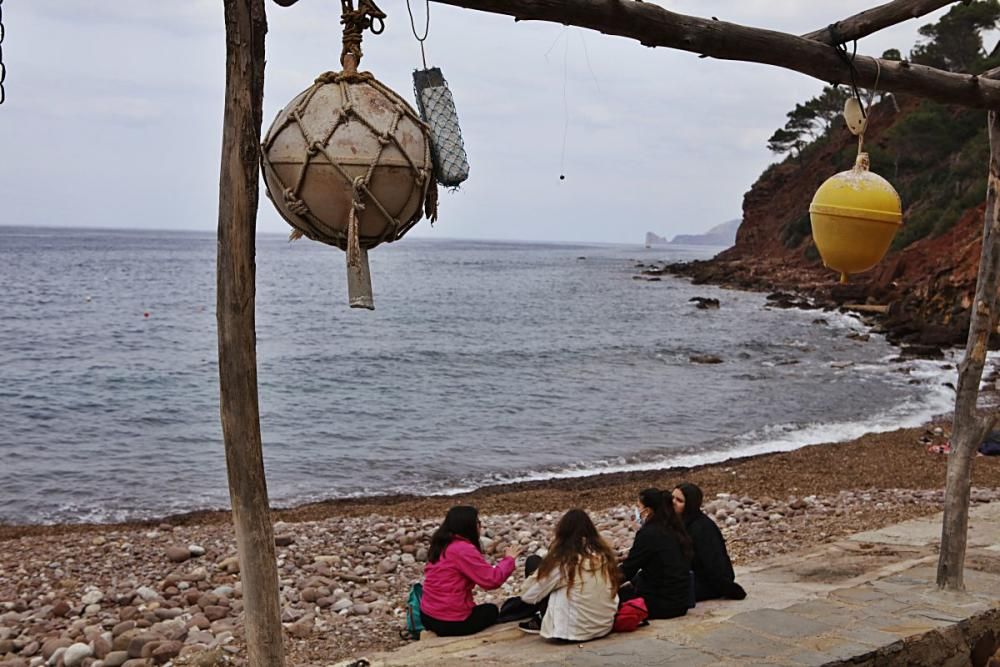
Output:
[{"xmin": 0, "ymin": 227, "xmax": 957, "ymax": 524}]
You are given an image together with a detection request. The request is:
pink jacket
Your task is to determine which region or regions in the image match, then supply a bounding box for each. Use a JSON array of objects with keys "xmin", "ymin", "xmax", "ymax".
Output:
[{"xmin": 419, "ymin": 537, "xmax": 515, "ymax": 621}]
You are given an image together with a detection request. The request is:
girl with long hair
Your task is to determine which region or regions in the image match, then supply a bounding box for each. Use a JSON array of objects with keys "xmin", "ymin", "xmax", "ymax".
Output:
[
  {"xmin": 619, "ymin": 487, "xmax": 693, "ymax": 619},
  {"xmin": 518, "ymin": 509, "xmax": 620, "ymax": 641},
  {"xmin": 673, "ymin": 482, "xmax": 746, "ymax": 601},
  {"xmin": 419, "ymin": 505, "xmax": 522, "ymax": 636}
]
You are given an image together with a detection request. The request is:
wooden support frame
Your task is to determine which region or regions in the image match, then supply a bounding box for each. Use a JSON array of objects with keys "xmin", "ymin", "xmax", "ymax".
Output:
[{"xmin": 220, "ymin": 9, "xmax": 994, "ymax": 665}]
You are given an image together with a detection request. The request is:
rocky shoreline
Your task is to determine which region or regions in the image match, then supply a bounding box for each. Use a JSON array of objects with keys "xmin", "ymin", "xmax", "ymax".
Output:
[
  {"xmin": 3, "ymin": 420, "xmax": 1000, "ymax": 667},
  {"xmin": 631, "ymin": 257, "xmax": 974, "ymax": 360}
]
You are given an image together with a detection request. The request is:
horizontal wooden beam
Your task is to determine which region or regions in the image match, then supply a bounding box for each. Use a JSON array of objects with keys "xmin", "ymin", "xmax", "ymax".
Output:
[
  {"xmin": 424, "ymin": 0, "xmax": 1000, "ymax": 109},
  {"xmin": 269, "ymin": 0, "xmax": 998, "ymax": 109},
  {"xmin": 802, "ymin": 0, "xmax": 959, "ymax": 45}
]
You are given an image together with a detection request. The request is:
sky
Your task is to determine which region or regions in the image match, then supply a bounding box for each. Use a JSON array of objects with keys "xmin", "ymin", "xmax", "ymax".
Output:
[{"xmin": 0, "ymin": 1, "xmax": 957, "ymax": 244}]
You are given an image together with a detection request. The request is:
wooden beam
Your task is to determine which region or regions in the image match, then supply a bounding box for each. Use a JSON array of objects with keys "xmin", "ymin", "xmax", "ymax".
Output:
[
  {"xmin": 936, "ymin": 109, "xmax": 1000, "ymax": 591},
  {"xmin": 420, "ymin": 0, "xmax": 1000, "ymax": 109},
  {"xmin": 218, "ymin": 1, "xmax": 285, "ymax": 664},
  {"xmin": 802, "ymin": 0, "xmax": 958, "ymax": 45}
]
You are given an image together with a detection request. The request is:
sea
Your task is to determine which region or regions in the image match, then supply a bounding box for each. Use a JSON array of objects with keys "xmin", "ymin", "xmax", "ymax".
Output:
[{"xmin": 0, "ymin": 226, "xmax": 961, "ymax": 524}]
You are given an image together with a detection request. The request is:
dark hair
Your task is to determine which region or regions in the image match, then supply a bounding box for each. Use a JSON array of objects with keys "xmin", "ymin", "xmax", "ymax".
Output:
[
  {"xmin": 537, "ymin": 509, "xmax": 620, "ymax": 597},
  {"xmin": 427, "ymin": 506, "xmax": 482, "ymax": 563},
  {"xmin": 674, "ymin": 482, "xmax": 704, "ymax": 520},
  {"xmin": 638, "ymin": 488, "xmax": 693, "ymax": 560}
]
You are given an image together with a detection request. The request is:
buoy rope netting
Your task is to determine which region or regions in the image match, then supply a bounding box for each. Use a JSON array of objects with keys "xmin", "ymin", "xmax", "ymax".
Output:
[{"xmin": 265, "ymin": 0, "xmax": 437, "ymax": 265}]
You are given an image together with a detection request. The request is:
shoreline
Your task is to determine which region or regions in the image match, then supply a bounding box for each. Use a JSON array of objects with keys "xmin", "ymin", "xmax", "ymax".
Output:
[
  {"xmin": 4, "ymin": 418, "xmax": 1000, "ymax": 665},
  {"xmin": 2, "ymin": 415, "xmax": 993, "ymax": 540}
]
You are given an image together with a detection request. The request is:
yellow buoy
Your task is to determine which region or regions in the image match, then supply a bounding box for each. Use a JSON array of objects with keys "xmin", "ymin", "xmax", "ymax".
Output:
[{"xmin": 809, "ymin": 152, "xmax": 902, "ymax": 283}]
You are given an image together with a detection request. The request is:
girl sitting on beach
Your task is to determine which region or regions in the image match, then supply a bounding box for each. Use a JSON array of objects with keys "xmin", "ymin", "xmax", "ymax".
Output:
[
  {"xmin": 673, "ymin": 482, "xmax": 747, "ymax": 602},
  {"xmin": 517, "ymin": 509, "xmax": 620, "ymax": 641},
  {"xmin": 619, "ymin": 488, "xmax": 692, "ymax": 619},
  {"xmin": 419, "ymin": 505, "xmax": 522, "ymax": 636}
]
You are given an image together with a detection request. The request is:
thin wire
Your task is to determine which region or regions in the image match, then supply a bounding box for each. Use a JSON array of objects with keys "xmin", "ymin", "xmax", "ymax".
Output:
[
  {"xmin": 578, "ymin": 31, "xmax": 602, "ymax": 94},
  {"xmin": 543, "ymin": 27, "xmax": 567, "ymax": 62},
  {"xmin": 405, "ymin": 0, "xmax": 430, "ymax": 69},
  {"xmin": 560, "ymin": 34, "xmax": 569, "ymax": 179}
]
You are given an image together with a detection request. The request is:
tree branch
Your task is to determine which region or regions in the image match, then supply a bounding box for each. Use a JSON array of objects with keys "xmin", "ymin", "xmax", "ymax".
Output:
[
  {"xmin": 424, "ymin": 0, "xmax": 1000, "ymax": 109},
  {"xmin": 802, "ymin": 0, "xmax": 959, "ymax": 45}
]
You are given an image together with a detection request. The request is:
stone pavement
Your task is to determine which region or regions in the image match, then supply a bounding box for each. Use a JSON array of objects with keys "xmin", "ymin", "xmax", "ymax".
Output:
[{"xmin": 338, "ymin": 503, "xmax": 1000, "ymax": 666}]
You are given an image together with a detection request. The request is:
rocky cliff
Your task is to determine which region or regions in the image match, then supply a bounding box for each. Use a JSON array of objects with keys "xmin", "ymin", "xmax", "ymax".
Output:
[{"xmin": 672, "ymin": 95, "xmax": 988, "ymax": 350}]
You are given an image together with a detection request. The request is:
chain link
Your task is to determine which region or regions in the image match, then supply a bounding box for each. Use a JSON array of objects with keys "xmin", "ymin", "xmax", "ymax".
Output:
[{"xmin": 0, "ymin": 0, "xmax": 6, "ymax": 104}]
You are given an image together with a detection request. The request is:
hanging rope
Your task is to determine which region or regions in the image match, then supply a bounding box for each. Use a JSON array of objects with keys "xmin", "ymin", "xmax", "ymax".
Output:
[
  {"xmin": 0, "ymin": 0, "xmax": 6, "ymax": 105},
  {"xmin": 405, "ymin": 0, "xmax": 430, "ymax": 70},
  {"xmin": 829, "ymin": 24, "xmax": 865, "ymax": 120},
  {"xmin": 826, "ymin": 24, "xmax": 882, "ymax": 159},
  {"xmin": 340, "ymin": 0, "xmax": 386, "ymax": 72}
]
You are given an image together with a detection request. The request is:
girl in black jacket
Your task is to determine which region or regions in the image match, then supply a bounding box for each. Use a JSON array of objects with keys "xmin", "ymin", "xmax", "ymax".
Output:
[
  {"xmin": 673, "ymin": 482, "xmax": 747, "ymax": 602},
  {"xmin": 619, "ymin": 488, "xmax": 692, "ymax": 619}
]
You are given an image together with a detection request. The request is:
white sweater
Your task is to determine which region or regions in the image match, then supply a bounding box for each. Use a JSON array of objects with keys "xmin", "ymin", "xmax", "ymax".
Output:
[{"xmin": 520, "ymin": 559, "xmax": 618, "ymax": 641}]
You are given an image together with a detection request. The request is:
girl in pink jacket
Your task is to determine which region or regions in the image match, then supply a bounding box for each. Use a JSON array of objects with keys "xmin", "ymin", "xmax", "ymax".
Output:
[{"xmin": 419, "ymin": 506, "xmax": 522, "ymax": 636}]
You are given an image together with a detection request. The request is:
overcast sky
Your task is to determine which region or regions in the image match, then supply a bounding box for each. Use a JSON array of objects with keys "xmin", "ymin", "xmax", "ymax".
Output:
[{"xmin": 0, "ymin": 1, "xmax": 955, "ymax": 243}]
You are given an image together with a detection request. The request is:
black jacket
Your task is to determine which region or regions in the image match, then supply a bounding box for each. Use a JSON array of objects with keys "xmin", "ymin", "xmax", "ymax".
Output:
[
  {"xmin": 620, "ymin": 521, "xmax": 691, "ymax": 618},
  {"xmin": 686, "ymin": 512, "xmax": 745, "ymax": 601}
]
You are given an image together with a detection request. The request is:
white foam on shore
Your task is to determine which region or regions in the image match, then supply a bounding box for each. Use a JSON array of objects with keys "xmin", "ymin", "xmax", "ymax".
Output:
[{"xmin": 428, "ymin": 351, "xmax": 967, "ymax": 497}]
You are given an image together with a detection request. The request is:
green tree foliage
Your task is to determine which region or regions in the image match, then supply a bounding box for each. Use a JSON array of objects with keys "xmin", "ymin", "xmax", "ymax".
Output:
[
  {"xmin": 910, "ymin": 0, "xmax": 1000, "ymax": 72},
  {"xmin": 767, "ymin": 86, "xmax": 849, "ymax": 157},
  {"xmin": 767, "ymin": 0, "xmax": 1000, "ymax": 254}
]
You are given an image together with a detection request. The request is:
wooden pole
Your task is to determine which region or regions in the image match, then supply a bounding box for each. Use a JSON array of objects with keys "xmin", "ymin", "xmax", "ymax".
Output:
[
  {"xmin": 218, "ymin": 0, "xmax": 285, "ymax": 663},
  {"xmin": 937, "ymin": 110, "xmax": 1000, "ymax": 590}
]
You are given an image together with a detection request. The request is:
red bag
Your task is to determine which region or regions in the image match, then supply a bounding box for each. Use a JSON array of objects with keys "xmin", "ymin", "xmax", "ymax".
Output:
[{"xmin": 613, "ymin": 597, "xmax": 649, "ymax": 632}]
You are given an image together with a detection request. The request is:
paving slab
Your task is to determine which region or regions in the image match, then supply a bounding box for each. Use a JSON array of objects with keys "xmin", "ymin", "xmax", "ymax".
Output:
[{"xmin": 337, "ymin": 503, "xmax": 1000, "ymax": 666}]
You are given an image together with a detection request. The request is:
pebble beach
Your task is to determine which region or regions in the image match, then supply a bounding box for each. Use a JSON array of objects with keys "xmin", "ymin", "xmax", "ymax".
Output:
[{"xmin": 2, "ymin": 421, "xmax": 1000, "ymax": 667}]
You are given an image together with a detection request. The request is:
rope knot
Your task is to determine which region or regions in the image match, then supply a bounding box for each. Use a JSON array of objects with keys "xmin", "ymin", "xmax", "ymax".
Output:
[{"xmin": 283, "ymin": 188, "xmax": 309, "ymax": 216}]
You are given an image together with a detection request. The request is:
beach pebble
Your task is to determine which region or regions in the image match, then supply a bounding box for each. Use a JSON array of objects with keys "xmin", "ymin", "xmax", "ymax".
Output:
[
  {"xmin": 166, "ymin": 546, "xmax": 191, "ymax": 563},
  {"xmin": 188, "ymin": 544, "xmax": 206, "ymax": 557},
  {"xmin": 135, "ymin": 587, "xmax": 158, "ymax": 602},
  {"xmin": 62, "ymin": 642, "xmax": 93, "ymax": 666},
  {"xmin": 102, "ymin": 651, "xmax": 129, "ymax": 667},
  {"xmin": 81, "ymin": 590, "xmax": 103, "ymax": 606}
]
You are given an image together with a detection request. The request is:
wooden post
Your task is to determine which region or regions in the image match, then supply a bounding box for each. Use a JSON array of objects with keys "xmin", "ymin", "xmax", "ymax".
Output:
[
  {"xmin": 936, "ymin": 110, "xmax": 1000, "ymax": 590},
  {"xmin": 218, "ymin": 0, "xmax": 285, "ymax": 664}
]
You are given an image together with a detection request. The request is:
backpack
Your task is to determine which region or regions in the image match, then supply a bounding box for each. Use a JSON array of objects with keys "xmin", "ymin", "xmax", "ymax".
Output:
[
  {"xmin": 613, "ymin": 597, "xmax": 649, "ymax": 633},
  {"xmin": 979, "ymin": 433, "xmax": 1000, "ymax": 456},
  {"xmin": 399, "ymin": 583, "xmax": 424, "ymax": 641}
]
